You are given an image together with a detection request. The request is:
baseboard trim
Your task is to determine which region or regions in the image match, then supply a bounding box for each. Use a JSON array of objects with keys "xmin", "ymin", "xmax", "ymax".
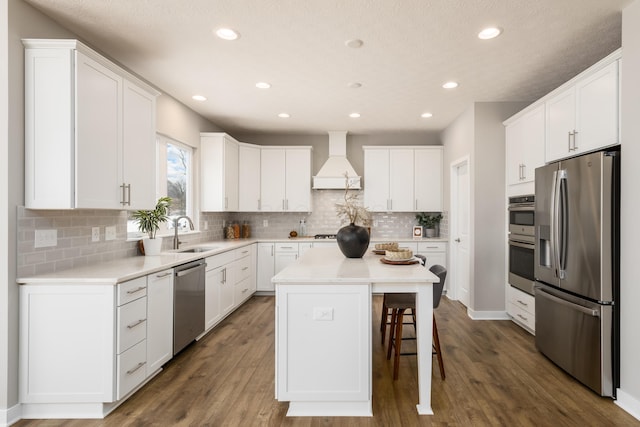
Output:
[
  {"xmin": 615, "ymin": 388, "xmax": 640, "ymax": 421},
  {"xmin": 0, "ymin": 403, "xmax": 22, "ymax": 427},
  {"xmin": 467, "ymin": 309, "xmax": 510, "ymax": 320}
]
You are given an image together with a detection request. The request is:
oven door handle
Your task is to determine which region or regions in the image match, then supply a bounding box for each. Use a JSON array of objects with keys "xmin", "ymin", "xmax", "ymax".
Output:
[
  {"xmin": 536, "ymin": 287, "xmax": 600, "ymax": 317},
  {"xmin": 508, "ymin": 205, "xmax": 535, "ymax": 212},
  {"xmin": 508, "ymin": 240, "xmax": 534, "ymax": 250}
]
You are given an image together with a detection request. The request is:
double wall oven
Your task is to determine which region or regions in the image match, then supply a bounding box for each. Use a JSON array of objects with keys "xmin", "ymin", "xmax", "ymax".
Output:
[{"xmin": 508, "ymin": 195, "xmax": 535, "ymax": 295}]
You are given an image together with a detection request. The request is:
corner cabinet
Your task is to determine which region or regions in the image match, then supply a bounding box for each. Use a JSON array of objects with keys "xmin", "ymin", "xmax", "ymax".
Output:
[
  {"xmin": 201, "ymin": 133, "xmax": 240, "ymax": 212},
  {"xmin": 363, "ymin": 146, "xmax": 442, "ymax": 212},
  {"xmin": 260, "ymin": 147, "xmax": 312, "ymax": 212},
  {"xmin": 23, "ymin": 39, "xmax": 159, "ymax": 210},
  {"xmin": 545, "ymin": 51, "xmax": 620, "ymax": 162}
]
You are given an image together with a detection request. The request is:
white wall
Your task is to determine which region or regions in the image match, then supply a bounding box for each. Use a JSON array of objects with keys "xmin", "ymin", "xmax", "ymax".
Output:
[
  {"xmin": 617, "ymin": 0, "xmax": 640, "ymax": 418},
  {"xmin": 441, "ymin": 102, "xmax": 528, "ymax": 314}
]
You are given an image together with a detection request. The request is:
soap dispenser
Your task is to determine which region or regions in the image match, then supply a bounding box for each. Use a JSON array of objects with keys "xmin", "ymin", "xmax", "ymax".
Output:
[{"xmin": 299, "ymin": 219, "xmax": 307, "ymax": 237}]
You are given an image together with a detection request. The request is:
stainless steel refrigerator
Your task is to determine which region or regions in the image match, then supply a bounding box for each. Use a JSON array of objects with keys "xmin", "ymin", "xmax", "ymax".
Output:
[{"xmin": 534, "ymin": 148, "xmax": 619, "ymax": 397}]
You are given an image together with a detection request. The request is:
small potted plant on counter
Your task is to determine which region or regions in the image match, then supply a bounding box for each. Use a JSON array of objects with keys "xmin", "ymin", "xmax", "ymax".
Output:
[
  {"xmin": 416, "ymin": 212, "xmax": 443, "ymax": 238},
  {"xmin": 132, "ymin": 196, "xmax": 172, "ymax": 256}
]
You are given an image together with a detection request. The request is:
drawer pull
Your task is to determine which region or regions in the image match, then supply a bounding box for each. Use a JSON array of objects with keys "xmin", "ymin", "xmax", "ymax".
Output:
[
  {"xmin": 127, "ymin": 319, "xmax": 147, "ymax": 329},
  {"xmin": 516, "ymin": 314, "xmax": 528, "ymax": 321},
  {"xmin": 241, "ymin": 250, "xmax": 249, "ymax": 254},
  {"xmin": 242, "ymin": 288, "xmax": 249, "ymax": 293},
  {"xmin": 126, "ymin": 361, "xmax": 146, "ymax": 375},
  {"xmin": 242, "ymin": 266, "xmax": 249, "ymax": 271},
  {"xmin": 516, "ymin": 299, "xmax": 529, "ymax": 307},
  {"xmin": 280, "ymin": 246, "xmax": 293, "ymax": 249},
  {"xmin": 155, "ymin": 271, "xmax": 172, "ymax": 278},
  {"xmin": 126, "ymin": 286, "xmax": 146, "ymax": 295}
]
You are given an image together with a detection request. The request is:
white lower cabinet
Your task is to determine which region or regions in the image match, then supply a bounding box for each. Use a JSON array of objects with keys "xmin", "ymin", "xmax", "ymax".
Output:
[
  {"xmin": 205, "ymin": 245, "xmax": 257, "ymax": 330},
  {"xmin": 19, "ymin": 271, "xmax": 175, "ymax": 417},
  {"xmin": 146, "ymin": 269, "xmax": 174, "ymax": 374},
  {"xmin": 507, "ymin": 286, "xmax": 535, "ymax": 333},
  {"xmin": 416, "ymin": 242, "xmax": 447, "ymax": 270},
  {"xmin": 257, "ymin": 243, "xmax": 276, "ymax": 291},
  {"xmin": 275, "ymin": 243, "xmax": 299, "ymax": 274}
]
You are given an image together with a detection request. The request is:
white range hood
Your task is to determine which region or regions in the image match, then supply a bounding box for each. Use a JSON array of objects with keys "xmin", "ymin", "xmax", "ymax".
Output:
[{"xmin": 312, "ymin": 131, "xmax": 361, "ymax": 190}]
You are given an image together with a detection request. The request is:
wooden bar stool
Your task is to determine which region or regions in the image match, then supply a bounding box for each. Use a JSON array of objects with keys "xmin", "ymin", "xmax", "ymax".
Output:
[{"xmin": 385, "ymin": 264, "xmax": 447, "ymax": 380}]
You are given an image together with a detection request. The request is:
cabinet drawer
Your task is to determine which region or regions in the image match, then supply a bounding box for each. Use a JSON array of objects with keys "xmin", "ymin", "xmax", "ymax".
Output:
[
  {"xmin": 275, "ymin": 242, "xmax": 298, "ymax": 253},
  {"xmin": 117, "ymin": 297, "xmax": 147, "ymax": 354},
  {"xmin": 234, "ymin": 276, "xmax": 253, "ymax": 304},
  {"xmin": 206, "ymin": 250, "xmax": 236, "ymax": 271},
  {"xmin": 234, "ymin": 246, "xmax": 253, "ymax": 259},
  {"xmin": 118, "ymin": 276, "xmax": 147, "ymax": 306},
  {"xmin": 117, "ymin": 339, "xmax": 147, "ymax": 399},
  {"xmin": 508, "ymin": 302, "xmax": 535, "ymax": 332},
  {"xmin": 508, "ymin": 286, "xmax": 535, "ymax": 315},
  {"xmin": 236, "ymin": 255, "xmax": 252, "ymax": 281},
  {"xmin": 417, "ymin": 241, "xmax": 447, "ymax": 252}
]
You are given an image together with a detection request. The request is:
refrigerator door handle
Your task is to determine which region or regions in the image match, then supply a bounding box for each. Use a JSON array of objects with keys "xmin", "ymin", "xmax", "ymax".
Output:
[
  {"xmin": 537, "ymin": 287, "xmax": 600, "ymax": 317},
  {"xmin": 558, "ymin": 170, "xmax": 568, "ymax": 279},
  {"xmin": 550, "ymin": 170, "xmax": 559, "ymax": 278}
]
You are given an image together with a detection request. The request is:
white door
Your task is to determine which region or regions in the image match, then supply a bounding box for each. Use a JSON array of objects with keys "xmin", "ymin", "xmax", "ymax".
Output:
[{"xmin": 451, "ymin": 158, "xmax": 470, "ymax": 308}]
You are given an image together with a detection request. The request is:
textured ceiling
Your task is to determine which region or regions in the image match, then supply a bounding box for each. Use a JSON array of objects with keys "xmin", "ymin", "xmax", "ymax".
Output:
[{"xmin": 24, "ymin": 0, "xmax": 630, "ymax": 135}]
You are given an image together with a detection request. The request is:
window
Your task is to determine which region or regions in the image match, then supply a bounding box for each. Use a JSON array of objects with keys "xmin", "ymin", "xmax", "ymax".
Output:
[{"xmin": 128, "ymin": 134, "xmax": 196, "ymax": 239}]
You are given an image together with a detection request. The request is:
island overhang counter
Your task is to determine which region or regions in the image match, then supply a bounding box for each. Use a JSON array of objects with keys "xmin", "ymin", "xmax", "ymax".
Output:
[{"xmin": 272, "ymin": 247, "xmax": 439, "ymax": 417}]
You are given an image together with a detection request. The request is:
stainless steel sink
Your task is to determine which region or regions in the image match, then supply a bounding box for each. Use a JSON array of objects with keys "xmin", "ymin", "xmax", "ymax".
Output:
[{"xmin": 178, "ymin": 246, "xmax": 219, "ymax": 253}]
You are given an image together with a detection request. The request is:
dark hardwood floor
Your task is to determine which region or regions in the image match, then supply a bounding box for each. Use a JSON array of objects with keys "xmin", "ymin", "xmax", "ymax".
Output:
[{"xmin": 16, "ymin": 295, "xmax": 639, "ymax": 427}]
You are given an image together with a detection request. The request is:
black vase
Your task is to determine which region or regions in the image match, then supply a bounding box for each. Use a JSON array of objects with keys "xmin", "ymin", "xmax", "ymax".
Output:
[{"xmin": 336, "ymin": 223, "xmax": 370, "ymax": 258}]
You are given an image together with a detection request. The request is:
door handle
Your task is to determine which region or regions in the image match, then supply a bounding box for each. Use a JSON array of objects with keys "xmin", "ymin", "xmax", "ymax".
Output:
[{"xmin": 455, "ymin": 238, "xmax": 461, "ymax": 242}]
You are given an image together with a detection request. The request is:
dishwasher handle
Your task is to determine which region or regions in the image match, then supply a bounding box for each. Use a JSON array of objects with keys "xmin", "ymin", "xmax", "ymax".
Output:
[{"xmin": 175, "ymin": 261, "xmax": 207, "ymax": 277}]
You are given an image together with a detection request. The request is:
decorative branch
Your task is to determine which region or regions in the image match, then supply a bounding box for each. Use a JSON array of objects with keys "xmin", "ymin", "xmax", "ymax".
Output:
[{"xmin": 335, "ymin": 172, "xmax": 371, "ymax": 225}]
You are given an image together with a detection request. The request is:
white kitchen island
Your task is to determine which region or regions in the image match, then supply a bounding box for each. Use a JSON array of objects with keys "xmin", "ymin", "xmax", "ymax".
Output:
[{"xmin": 272, "ymin": 247, "xmax": 439, "ymax": 417}]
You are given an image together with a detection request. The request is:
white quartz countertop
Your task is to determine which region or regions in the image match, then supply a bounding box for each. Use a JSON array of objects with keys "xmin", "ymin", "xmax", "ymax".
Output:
[
  {"xmin": 272, "ymin": 247, "xmax": 439, "ymax": 284},
  {"xmin": 18, "ymin": 236, "xmax": 446, "ymax": 285}
]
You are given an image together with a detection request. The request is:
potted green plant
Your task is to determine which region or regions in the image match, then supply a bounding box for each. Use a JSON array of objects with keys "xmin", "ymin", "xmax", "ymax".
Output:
[
  {"xmin": 416, "ymin": 212, "xmax": 443, "ymax": 238},
  {"xmin": 132, "ymin": 196, "xmax": 172, "ymax": 256}
]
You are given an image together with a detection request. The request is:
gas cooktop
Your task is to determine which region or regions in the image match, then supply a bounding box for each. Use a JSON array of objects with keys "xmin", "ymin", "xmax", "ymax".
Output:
[{"xmin": 314, "ymin": 234, "xmax": 337, "ymax": 239}]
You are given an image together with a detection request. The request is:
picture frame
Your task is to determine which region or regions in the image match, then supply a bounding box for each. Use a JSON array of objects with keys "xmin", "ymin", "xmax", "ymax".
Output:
[{"xmin": 413, "ymin": 225, "xmax": 423, "ymax": 240}]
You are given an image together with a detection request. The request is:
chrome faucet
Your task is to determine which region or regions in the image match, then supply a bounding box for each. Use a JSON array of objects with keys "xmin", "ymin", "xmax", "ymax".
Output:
[{"xmin": 173, "ymin": 216, "xmax": 195, "ymax": 249}]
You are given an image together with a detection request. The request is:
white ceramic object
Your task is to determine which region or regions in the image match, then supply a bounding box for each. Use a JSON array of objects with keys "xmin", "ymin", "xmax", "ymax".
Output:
[{"xmin": 143, "ymin": 237, "xmax": 163, "ymax": 256}]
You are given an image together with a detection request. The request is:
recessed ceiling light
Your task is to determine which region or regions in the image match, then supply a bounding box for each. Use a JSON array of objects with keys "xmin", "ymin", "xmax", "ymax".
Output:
[
  {"xmin": 442, "ymin": 81, "xmax": 459, "ymax": 89},
  {"xmin": 256, "ymin": 82, "xmax": 271, "ymax": 89},
  {"xmin": 215, "ymin": 28, "xmax": 240, "ymax": 41},
  {"xmin": 348, "ymin": 82, "xmax": 362, "ymax": 88},
  {"xmin": 345, "ymin": 39, "xmax": 364, "ymax": 49},
  {"xmin": 478, "ymin": 27, "xmax": 502, "ymax": 40},
  {"xmin": 421, "ymin": 112, "xmax": 433, "ymax": 118},
  {"xmin": 349, "ymin": 112, "xmax": 361, "ymax": 118},
  {"xmin": 278, "ymin": 113, "xmax": 290, "ymax": 118},
  {"xmin": 192, "ymin": 95, "xmax": 207, "ymax": 101}
]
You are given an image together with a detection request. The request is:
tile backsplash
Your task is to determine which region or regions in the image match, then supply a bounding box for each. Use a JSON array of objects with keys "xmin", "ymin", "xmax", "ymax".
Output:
[{"xmin": 17, "ymin": 190, "xmax": 446, "ymax": 277}]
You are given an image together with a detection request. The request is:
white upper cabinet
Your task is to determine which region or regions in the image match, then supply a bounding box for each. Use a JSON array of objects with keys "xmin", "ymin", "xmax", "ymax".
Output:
[
  {"xmin": 23, "ymin": 39, "xmax": 159, "ymax": 210},
  {"xmin": 201, "ymin": 133, "xmax": 240, "ymax": 212},
  {"xmin": 414, "ymin": 147, "xmax": 443, "ymax": 211},
  {"xmin": 363, "ymin": 146, "xmax": 443, "ymax": 212},
  {"xmin": 260, "ymin": 147, "xmax": 312, "ymax": 212},
  {"xmin": 238, "ymin": 144, "xmax": 261, "ymax": 212},
  {"xmin": 545, "ymin": 53, "xmax": 620, "ymax": 162},
  {"xmin": 505, "ymin": 104, "xmax": 545, "ymax": 188}
]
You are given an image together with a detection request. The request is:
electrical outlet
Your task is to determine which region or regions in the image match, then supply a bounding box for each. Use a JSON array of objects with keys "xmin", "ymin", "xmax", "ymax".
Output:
[
  {"xmin": 34, "ymin": 229, "xmax": 57, "ymax": 248},
  {"xmin": 204, "ymin": 221, "xmax": 209, "ymax": 230},
  {"xmin": 91, "ymin": 227, "xmax": 100, "ymax": 242},
  {"xmin": 313, "ymin": 307, "xmax": 334, "ymax": 321},
  {"xmin": 263, "ymin": 219, "xmax": 269, "ymax": 227},
  {"xmin": 105, "ymin": 226, "xmax": 117, "ymax": 241}
]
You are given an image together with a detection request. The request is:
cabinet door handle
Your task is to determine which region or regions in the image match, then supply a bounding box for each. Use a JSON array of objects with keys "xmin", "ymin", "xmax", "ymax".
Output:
[
  {"xmin": 126, "ymin": 361, "xmax": 146, "ymax": 375},
  {"xmin": 223, "ymin": 268, "xmax": 227, "ymax": 284},
  {"xmin": 271, "ymin": 245, "xmax": 274, "ymax": 256},
  {"xmin": 242, "ymin": 266, "xmax": 249, "ymax": 271},
  {"xmin": 120, "ymin": 183, "xmax": 127, "ymax": 206},
  {"xmin": 567, "ymin": 131, "xmax": 572, "ymax": 152},
  {"xmin": 516, "ymin": 314, "xmax": 528, "ymax": 322},
  {"xmin": 127, "ymin": 318, "xmax": 147, "ymax": 329},
  {"xmin": 242, "ymin": 288, "xmax": 249, "ymax": 293},
  {"xmin": 572, "ymin": 130, "xmax": 579, "ymax": 151},
  {"xmin": 415, "ymin": 199, "xmax": 418, "ymax": 210},
  {"xmin": 282, "ymin": 199, "xmax": 285, "ymax": 210},
  {"xmin": 126, "ymin": 184, "xmax": 131, "ymax": 205},
  {"xmin": 516, "ymin": 299, "xmax": 529, "ymax": 307},
  {"xmin": 241, "ymin": 250, "xmax": 249, "ymax": 254},
  {"xmin": 126, "ymin": 286, "xmax": 146, "ymax": 295},
  {"xmin": 155, "ymin": 271, "xmax": 172, "ymax": 278},
  {"xmin": 521, "ymin": 164, "xmax": 526, "ymax": 180},
  {"xmin": 258, "ymin": 199, "xmax": 261, "ymax": 210}
]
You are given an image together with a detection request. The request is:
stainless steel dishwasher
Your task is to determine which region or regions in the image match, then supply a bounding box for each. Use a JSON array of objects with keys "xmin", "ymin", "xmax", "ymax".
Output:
[{"xmin": 173, "ymin": 259, "xmax": 206, "ymax": 355}]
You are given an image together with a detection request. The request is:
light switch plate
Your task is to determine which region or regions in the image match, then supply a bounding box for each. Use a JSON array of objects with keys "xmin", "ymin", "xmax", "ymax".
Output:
[
  {"xmin": 34, "ymin": 229, "xmax": 57, "ymax": 248},
  {"xmin": 105, "ymin": 226, "xmax": 117, "ymax": 241},
  {"xmin": 263, "ymin": 219, "xmax": 269, "ymax": 227},
  {"xmin": 91, "ymin": 227, "xmax": 100, "ymax": 242}
]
